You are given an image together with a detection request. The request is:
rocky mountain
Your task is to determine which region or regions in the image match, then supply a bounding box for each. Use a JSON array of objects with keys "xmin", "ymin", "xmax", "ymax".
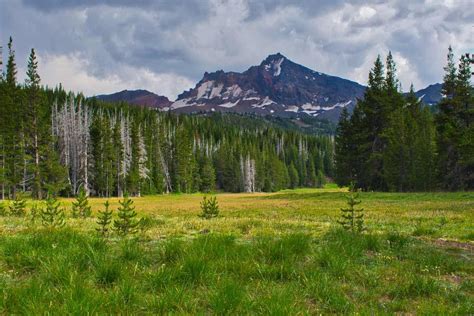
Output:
[
  {"xmin": 170, "ymin": 53, "xmax": 366, "ymax": 122},
  {"xmin": 414, "ymin": 83, "xmax": 442, "ymax": 106},
  {"xmin": 95, "ymin": 89, "xmax": 172, "ymax": 109},
  {"xmin": 95, "ymin": 55, "xmax": 442, "ymax": 123}
]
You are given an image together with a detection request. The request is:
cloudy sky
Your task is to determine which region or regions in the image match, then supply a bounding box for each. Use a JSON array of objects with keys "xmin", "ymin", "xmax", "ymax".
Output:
[{"xmin": 1, "ymin": 0, "xmax": 473, "ymax": 100}]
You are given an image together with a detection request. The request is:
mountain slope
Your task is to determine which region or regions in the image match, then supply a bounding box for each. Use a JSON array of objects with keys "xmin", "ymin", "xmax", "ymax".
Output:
[
  {"xmin": 95, "ymin": 89, "xmax": 172, "ymax": 109},
  {"xmin": 414, "ymin": 83, "xmax": 442, "ymax": 106},
  {"xmin": 171, "ymin": 53, "xmax": 366, "ymax": 121}
]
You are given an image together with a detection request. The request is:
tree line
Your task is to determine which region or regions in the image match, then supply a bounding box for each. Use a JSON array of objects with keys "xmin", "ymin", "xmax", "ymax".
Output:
[
  {"xmin": 0, "ymin": 37, "xmax": 333, "ymax": 199},
  {"xmin": 335, "ymin": 48, "xmax": 473, "ymax": 191}
]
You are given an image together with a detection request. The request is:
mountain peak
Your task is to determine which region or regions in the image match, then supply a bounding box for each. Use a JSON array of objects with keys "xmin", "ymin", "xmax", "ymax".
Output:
[
  {"xmin": 263, "ymin": 52, "xmax": 286, "ymax": 62},
  {"xmin": 172, "ymin": 53, "xmax": 367, "ymax": 121},
  {"xmin": 260, "ymin": 53, "xmax": 287, "ymax": 77}
]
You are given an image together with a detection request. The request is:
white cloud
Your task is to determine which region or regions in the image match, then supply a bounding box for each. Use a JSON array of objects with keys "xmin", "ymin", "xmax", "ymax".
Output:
[
  {"xmin": 5, "ymin": 0, "xmax": 474, "ymax": 95},
  {"xmin": 20, "ymin": 53, "xmax": 194, "ymax": 99}
]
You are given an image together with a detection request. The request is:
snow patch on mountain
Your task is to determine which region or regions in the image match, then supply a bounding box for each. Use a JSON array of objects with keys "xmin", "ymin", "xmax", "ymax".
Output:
[
  {"xmin": 218, "ymin": 100, "xmax": 239, "ymax": 108},
  {"xmin": 301, "ymin": 103, "xmax": 321, "ymax": 111},
  {"xmin": 325, "ymin": 100, "xmax": 352, "ymax": 110},
  {"xmin": 261, "ymin": 97, "xmax": 275, "ymax": 106},
  {"xmin": 171, "ymin": 98, "xmax": 193, "ymax": 109},
  {"xmin": 210, "ymin": 84, "xmax": 224, "ymax": 98},
  {"xmin": 273, "ymin": 58, "xmax": 284, "ymax": 76},
  {"xmin": 196, "ymin": 81, "xmax": 214, "ymax": 99},
  {"xmin": 285, "ymin": 106, "xmax": 299, "ymax": 113}
]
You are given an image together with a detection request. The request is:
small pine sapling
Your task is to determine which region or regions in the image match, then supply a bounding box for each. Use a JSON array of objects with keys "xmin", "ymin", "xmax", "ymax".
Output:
[
  {"xmin": 113, "ymin": 194, "xmax": 139, "ymax": 236},
  {"xmin": 338, "ymin": 183, "xmax": 365, "ymax": 233},
  {"xmin": 29, "ymin": 203, "xmax": 39, "ymax": 223},
  {"xmin": 96, "ymin": 200, "xmax": 113, "ymax": 237},
  {"xmin": 199, "ymin": 196, "xmax": 219, "ymax": 219},
  {"xmin": 71, "ymin": 186, "xmax": 92, "ymax": 218},
  {"xmin": 41, "ymin": 196, "xmax": 66, "ymax": 229},
  {"xmin": 0, "ymin": 201, "xmax": 8, "ymax": 216},
  {"xmin": 9, "ymin": 194, "xmax": 26, "ymax": 217}
]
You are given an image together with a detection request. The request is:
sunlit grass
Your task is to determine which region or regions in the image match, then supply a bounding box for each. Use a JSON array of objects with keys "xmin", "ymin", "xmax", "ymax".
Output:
[
  {"xmin": 5, "ymin": 186, "xmax": 470, "ymax": 241},
  {"xmin": 0, "ymin": 187, "xmax": 472, "ymax": 313}
]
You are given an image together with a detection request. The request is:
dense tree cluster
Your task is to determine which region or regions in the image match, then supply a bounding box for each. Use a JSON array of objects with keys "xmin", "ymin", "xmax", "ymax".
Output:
[
  {"xmin": 0, "ymin": 38, "xmax": 333, "ymax": 198},
  {"xmin": 335, "ymin": 49, "xmax": 473, "ymax": 191}
]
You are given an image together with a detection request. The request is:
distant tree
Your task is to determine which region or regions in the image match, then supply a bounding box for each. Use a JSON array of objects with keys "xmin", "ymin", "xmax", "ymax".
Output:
[
  {"xmin": 200, "ymin": 155, "xmax": 216, "ymax": 193},
  {"xmin": 25, "ymin": 48, "xmax": 44, "ymax": 199},
  {"xmin": 288, "ymin": 163, "xmax": 299, "ymax": 189},
  {"xmin": 436, "ymin": 47, "xmax": 474, "ymax": 190},
  {"xmin": 334, "ymin": 107, "xmax": 354, "ymax": 187}
]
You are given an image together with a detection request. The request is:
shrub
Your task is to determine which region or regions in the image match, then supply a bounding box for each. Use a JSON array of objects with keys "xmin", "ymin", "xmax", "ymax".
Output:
[
  {"xmin": 41, "ymin": 196, "xmax": 66, "ymax": 229},
  {"xmin": 337, "ymin": 183, "xmax": 365, "ymax": 233},
  {"xmin": 199, "ymin": 196, "xmax": 219, "ymax": 219},
  {"xmin": 96, "ymin": 201, "xmax": 113, "ymax": 237},
  {"xmin": 9, "ymin": 194, "xmax": 26, "ymax": 217},
  {"xmin": 113, "ymin": 194, "xmax": 139, "ymax": 236},
  {"xmin": 71, "ymin": 186, "xmax": 92, "ymax": 218}
]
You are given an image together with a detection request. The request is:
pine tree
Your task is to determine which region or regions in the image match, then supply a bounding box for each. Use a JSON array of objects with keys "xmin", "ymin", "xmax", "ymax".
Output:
[
  {"xmin": 455, "ymin": 54, "xmax": 474, "ymax": 189},
  {"xmin": 199, "ymin": 196, "xmax": 219, "ymax": 219},
  {"xmin": 96, "ymin": 200, "xmax": 113, "ymax": 237},
  {"xmin": 405, "ymin": 85, "xmax": 436, "ymax": 191},
  {"xmin": 306, "ymin": 159, "xmax": 317, "ymax": 187},
  {"xmin": 442, "ymin": 46, "xmax": 456, "ymax": 99},
  {"xmin": 113, "ymin": 194, "xmax": 139, "ymax": 236},
  {"xmin": 436, "ymin": 48, "xmax": 474, "ymax": 190},
  {"xmin": 200, "ymin": 155, "xmax": 215, "ymax": 193},
  {"xmin": 316, "ymin": 170, "xmax": 325, "ymax": 188},
  {"xmin": 9, "ymin": 194, "xmax": 26, "ymax": 216},
  {"xmin": 41, "ymin": 196, "xmax": 66, "ymax": 229},
  {"xmin": 71, "ymin": 186, "xmax": 92, "ymax": 218},
  {"xmin": 334, "ymin": 107, "xmax": 354, "ymax": 187},
  {"xmin": 6, "ymin": 37, "xmax": 17, "ymax": 88},
  {"xmin": 338, "ymin": 183, "xmax": 365, "ymax": 233},
  {"xmin": 288, "ymin": 163, "xmax": 299, "ymax": 189},
  {"xmin": 0, "ymin": 201, "xmax": 7, "ymax": 216},
  {"xmin": 25, "ymin": 48, "xmax": 44, "ymax": 199},
  {"xmin": 4, "ymin": 36, "xmax": 23, "ymax": 199},
  {"xmin": 29, "ymin": 203, "xmax": 39, "ymax": 223}
]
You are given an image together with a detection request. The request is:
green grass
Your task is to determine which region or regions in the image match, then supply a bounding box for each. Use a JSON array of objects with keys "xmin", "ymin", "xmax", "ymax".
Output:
[
  {"xmin": 0, "ymin": 228, "xmax": 471, "ymax": 314},
  {"xmin": 0, "ymin": 188, "xmax": 472, "ymax": 313}
]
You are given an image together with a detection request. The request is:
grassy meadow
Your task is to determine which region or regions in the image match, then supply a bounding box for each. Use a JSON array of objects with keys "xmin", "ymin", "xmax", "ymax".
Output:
[{"xmin": 0, "ymin": 187, "xmax": 472, "ymax": 314}]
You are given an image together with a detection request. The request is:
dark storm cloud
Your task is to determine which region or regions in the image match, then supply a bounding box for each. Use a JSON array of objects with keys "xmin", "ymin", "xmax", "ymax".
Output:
[{"xmin": 1, "ymin": 0, "xmax": 473, "ymax": 99}]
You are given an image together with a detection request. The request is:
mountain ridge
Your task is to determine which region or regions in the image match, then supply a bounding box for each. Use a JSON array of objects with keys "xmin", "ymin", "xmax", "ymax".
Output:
[
  {"xmin": 95, "ymin": 54, "xmax": 442, "ymax": 122},
  {"xmin": 170, "ymin": 53, "xmax": 366, "ymax": 122},
  {"xmin": 95, "ymin": 89, "xmax": 172, "ymax": 109}
]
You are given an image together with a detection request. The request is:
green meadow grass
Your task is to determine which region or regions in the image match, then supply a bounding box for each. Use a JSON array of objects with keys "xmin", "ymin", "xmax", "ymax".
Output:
[{"xmin": 0, "ymin": 188, "xmax": 472, "ymax": 314}]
